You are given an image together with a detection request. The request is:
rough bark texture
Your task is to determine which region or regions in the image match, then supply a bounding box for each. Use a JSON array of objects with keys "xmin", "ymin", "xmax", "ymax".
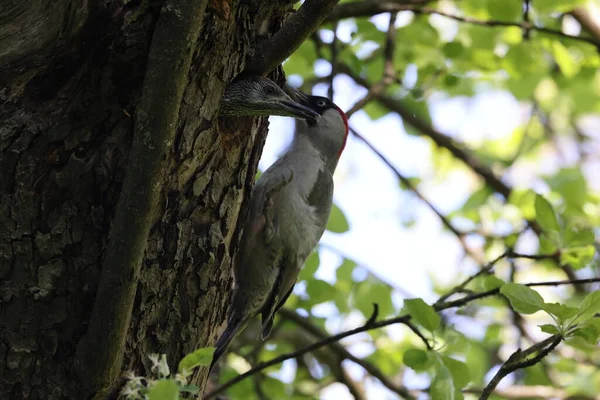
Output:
[{"xmin": 0, "ymin": 0, "xmax": 294, "ymax": 398}]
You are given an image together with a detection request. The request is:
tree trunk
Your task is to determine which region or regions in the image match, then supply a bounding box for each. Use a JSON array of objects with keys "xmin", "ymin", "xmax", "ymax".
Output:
[{"xmin": 0, "ymin": 1, "xmax": 292, "ymax": 398}]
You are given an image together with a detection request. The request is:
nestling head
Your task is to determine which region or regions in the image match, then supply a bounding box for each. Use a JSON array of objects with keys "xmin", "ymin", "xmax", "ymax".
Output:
[{"xmin": 219, "ymin": 76, "xmax": 320, "ymax": 120}]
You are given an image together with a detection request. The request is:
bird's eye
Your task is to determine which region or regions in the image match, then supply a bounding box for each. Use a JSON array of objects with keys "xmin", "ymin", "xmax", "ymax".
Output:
[
  {"xmin": 317, "ymin": 100, "xmax": 327, "ymax": 107},
  {"xmin": 265, "ymin": 86, "xmax": 276, "ymax": 95}
]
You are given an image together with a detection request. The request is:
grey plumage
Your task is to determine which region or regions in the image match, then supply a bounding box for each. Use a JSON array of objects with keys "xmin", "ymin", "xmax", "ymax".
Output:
[{"xmin": 210, "ymin": 95, "xmax": 348, "ymax": 372}]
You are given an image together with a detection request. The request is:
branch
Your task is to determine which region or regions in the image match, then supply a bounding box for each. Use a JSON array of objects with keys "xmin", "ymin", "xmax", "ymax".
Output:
[
  {"xmin": 435, "ymin": 251, "xmax": 509, "ymax": 305},
  {"xmin": 326, "ymin": 0, "xmax": 430, "ymax": 22},
  {"xmin": 436, "ymin": 251, "xmax": 560, "ymax": 305},
  {"xmin": 328, "ymin": 22, "xmax": 339, "ymax": 99},
  {"xmin": 203, "ymin": 277, "xmax": 600, "ymax": 399},
  {"xmin": 269, "ymin": 322, "xmax": 367, "ymax": 400},
  {"xmin": 326, "ymin": 2, "xmax": 600, "ymax": 48},
  {"xmin": 522, "ymin": 0, "xmax": 531, "ymax": 40},
  {"xmin": 440, "ymin": 277, "xmax": 600, "ymax": 311},
  {"xmin": 75, "ymin": 0, "xmax": 209, "ymax": 395},
  {"xmin": 404, "ymin": 321, "xmax": 432, "ymax": 350},
  {"xmin": 571, "ymin": 7, "xmax": 600, "ymax": 45},
  {"xmin": 279, "ymin": 309, "xmax": 415, "ymax": 399},
  {"xmin": 466, "ymin": 385, "xmax": 594, "ymax": 399},
  {"xmin": 479, "ymin": 334, "xmax": 563, "ymax": 400},
  {"xmin": 344, "ymin": 12, "xmax": 397, "ymax": 117},
  {"xmin": 245, "ymin": 0, "xmax": 340, "ymax": 75},
  {"xmin": 411, "ymin": 8, "xmax": 600, "ymax": 48}
]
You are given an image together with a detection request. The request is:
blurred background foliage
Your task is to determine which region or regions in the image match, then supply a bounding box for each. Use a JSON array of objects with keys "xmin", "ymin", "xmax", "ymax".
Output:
[{"xmin": 211, "ymin": 0, "xmax": 600, "ymax": 399}]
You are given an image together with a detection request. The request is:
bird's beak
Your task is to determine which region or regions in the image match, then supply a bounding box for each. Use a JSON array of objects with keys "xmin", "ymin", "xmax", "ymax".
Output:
[{"xmin": 281, "ymin": 101, "xmax": 320, "ymax": 121}]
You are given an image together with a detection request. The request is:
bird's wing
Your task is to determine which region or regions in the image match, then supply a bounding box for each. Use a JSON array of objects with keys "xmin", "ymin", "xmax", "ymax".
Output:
[
  {"xmin": 259, "ymin": 169, "xmax": 334, "ymax": 339},
  {"xmin": 260, "ymin": 250, "xmax": 298, "ymax": 340},
  {"xmin": 306, "ymin": 168, "xmax": 334, "ymax": 224},
  {"xmin": 234, "ymin": 167, "xmax": 293, "ymax": 280}
]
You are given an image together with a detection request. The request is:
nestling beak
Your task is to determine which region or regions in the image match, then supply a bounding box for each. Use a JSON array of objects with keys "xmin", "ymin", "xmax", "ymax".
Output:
[{"xmin": 281, "ymin": 101, "xmax": 321, "ymax": 121}]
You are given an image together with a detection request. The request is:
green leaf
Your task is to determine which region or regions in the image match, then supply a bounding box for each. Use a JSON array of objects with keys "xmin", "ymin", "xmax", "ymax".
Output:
[
  {"xmin": 430, "ymin": 363, "xmax": 455, "ymax": 400},
  {"xmin": 575, "ymin": 291, "xmax": 600, "ymax": 322},
  {"xmin": 442, "ymin": 355, "xmax": 470, "ymax": 388},
  {"xmin": 561, "ymin": 246, "xmax": 596, "ymax": 270},
  {"xmin": 442, "ymin": 42, "xmax": 464, "ymax": 58},
  {"xmin": 542, "ymin": 302, "xmax": 578, "ymax": 323},
  {"xmin": 534, "ymin": 194, "xmax": 560, "ymax": 233},
  {"xmin": 178, "ymin": 347, "xmax": 215, "ymax": 372},
  {"xmin": 336, "ymin": 258, "xmax": 356, "ymax": 282},
  {"xmin": 504, "ymin": 233, "xmax": 520, "ymax": 248},
  {"xmin": 539, "ymin": 324, "xmax": 560, "ymax": 335},
  {"xmin": 565, "ymin": 226, "xmax": 595, "ymax": 247},
  {"xmin": 355, "ymin": 281, "xmax": 395, "ymax": 318},
  {"xmin": 299, "ymin": 251, "xmax": 319, "ymax": 281},
  {"xmin": 465, "ymin": 342, "xmax": 489, "ymax": 385},
  {"xmin": 500, "ymin": 283, "xmax": 545, "ymax": 314},
  {"xmin": 261, "ymin": 376, "xmax": 286, "ymax": 398},
  {"xmin": 572, "ymin": 319, "xmax": 600, "ymax": 344},
  {"xmin": 508, "ymin": 189, "xmax": 536, "ymax": 219},
  {"xmin": 571, "ymin": 325, "xmax": 600, "ymax": 345},
  {"xmin": 305, "ymin": 279, "xmax": 336, "ymax": 306},
  {"xmin": 481, "ymin": 275, "xmax": 505, "ymax": 291},
  {"xmin": 326, "ymin": 204, "xmax": 350, "ymax": 233},
  {"xmin": 533, "ymin": 0, "xmax": 588, "ymax": 13},
  {"xmin": 552, "ymin": 41, "xmax": 579, "ymax": 78},
  {"xmin": 179, "ymin": 384, "xmax": 199, "ymax": 394},
  {"xmin": 488, "ymin": 0, "xmax": 522, "ymax": 21},
  {"xmin": 545, "ymin": 168, "xmax": 588, "ymax": 210},
  {"xmin": 283, "ymin": 40, "xmax": 316, "ymax": 78},
  {"xmin": 147, "ymin": 380, "xmax": 179, "ymax": 400},
  {"xmin": 364, "ymin": 101, "xmax": 389, "ymax": 121},
  {"xmin": 461, "ymin": 186, "xmax": 493, "ymax": 212},
  {"xmin": 403, "ymin": 348, "xmax": 431, "ymax": 371},
  {"xmin": 404, "ymin": 298, "xmax": 441, "ymax": 331},
  {"xmin": 539, "ymin": 232, "xmax": 560, "ymax": 254}
]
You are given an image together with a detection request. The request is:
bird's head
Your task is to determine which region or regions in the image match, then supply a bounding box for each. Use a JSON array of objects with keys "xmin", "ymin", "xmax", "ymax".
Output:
[
  {"xmin": 219, "ymin": 77, "xmax": 320, "ymax": 120},
  {"xmin": 298, "ymin": 95, "xmax": 348, "ymax": 160}
]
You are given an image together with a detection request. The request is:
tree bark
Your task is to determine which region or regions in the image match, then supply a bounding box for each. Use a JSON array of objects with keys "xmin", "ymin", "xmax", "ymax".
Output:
[{"xmin": 0, "ymin": 0, "xmax": 294, "ymax": 398}]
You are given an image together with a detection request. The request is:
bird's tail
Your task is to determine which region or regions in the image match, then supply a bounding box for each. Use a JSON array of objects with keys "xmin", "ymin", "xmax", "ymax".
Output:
[{"xmin": 209, "ymin": 314, "xmax": 245, "ymax": 373}]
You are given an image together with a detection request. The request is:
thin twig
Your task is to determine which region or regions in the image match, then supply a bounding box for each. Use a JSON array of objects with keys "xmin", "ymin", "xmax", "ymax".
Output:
[
  {"xmin": 523, "ymin": 0, "xmax": 531, "ymax": 39},
  {"xmin": 383, "ymin": 12, "xmax": 398, "ymax": 82},
  {"xmin": 479, "ymin": 334, "xmax": 563, "ymax": 400},
  {"xmin": 465, "ymin": 385, "xmax": 596, "ymax": 399},
  {"xmin": 345, "ymin": 86, "xmax": 383, "ymax": 118},
  {"xmin": 328, "ymin": 22, "xmax": 339, "ymax": 100},
  {"xmin": 435, "ymin": 251, "xmax": 508, "ymax": 305},
  {"xmin": 413, "ymin": 8, "xmax": 600, "ymax": 47},
  {"xmin": 279, "ymin": 309, "xmax": 415, "ymax": 399},
  {"xmin": 245, "ymin": 0, "xmax": 341, "ymax": 74},
  {"xmin": 344, "ymin": 13, "xmax": 397, "ymax": 118},
  {"xmin": 404, "ymin": 321, "xmax": 432, "ymax": 350},
  {"xmin": 327, "ymin": 2, "xmax": 600, "ymax": 48}
]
